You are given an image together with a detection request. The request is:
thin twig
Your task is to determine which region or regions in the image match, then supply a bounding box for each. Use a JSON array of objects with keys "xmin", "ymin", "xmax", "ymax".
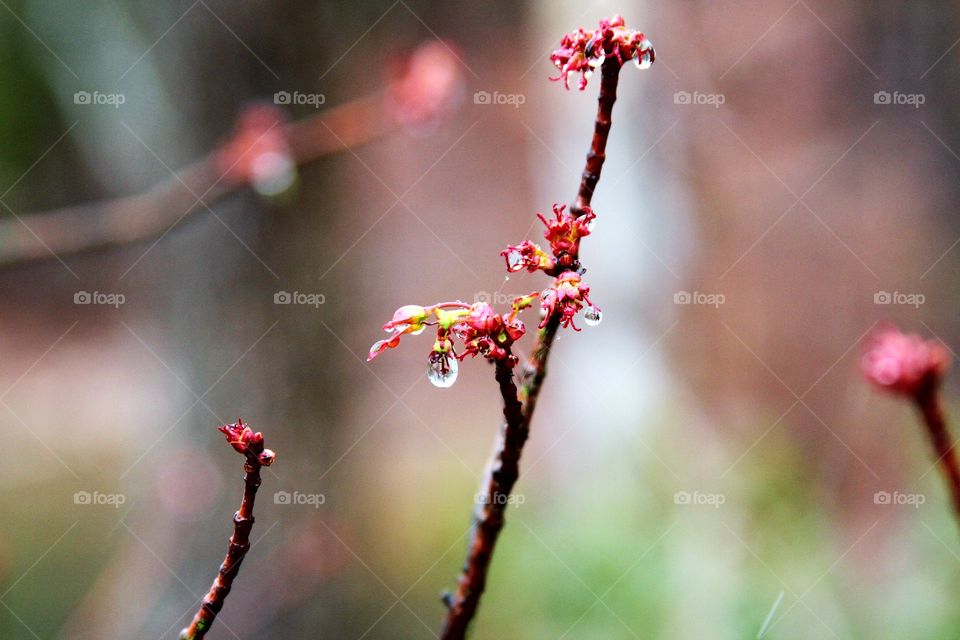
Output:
[
  {"xmin": 180, "ymin": 420, "xmax": 275, "ymax": 640},
  {"xmin": 440, "ymin": 356, "xmax": 526, "ymax": 639}
]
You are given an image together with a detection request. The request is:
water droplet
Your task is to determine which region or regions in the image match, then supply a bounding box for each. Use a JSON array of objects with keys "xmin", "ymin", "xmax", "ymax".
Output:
[
  {"xmin": 584, "ymin": 307, "xmax": 602, "ymax": 326},
  {"xmin": 427, "ymin": 351, "xmax": 458, "ymax": 388},
  {"xmin": 410, "ymin": 325, "xmax": 426, "ymax": 336},
  {"xmin": 635, "ymin": 48, "xmax": 653, "ymax": 70},
  {"xmin": 589, "ymin": 53, "xmax": 605, "ymax": 69},
  {"xmin": 506, "ymin": 249, "xmax": 523, "ymax": 272}
]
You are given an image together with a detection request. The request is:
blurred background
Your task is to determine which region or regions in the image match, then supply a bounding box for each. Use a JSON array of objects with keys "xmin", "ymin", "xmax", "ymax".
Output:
[{"xmin": 1, "ymin": 0, "xmax": 960, "ymax": 638}]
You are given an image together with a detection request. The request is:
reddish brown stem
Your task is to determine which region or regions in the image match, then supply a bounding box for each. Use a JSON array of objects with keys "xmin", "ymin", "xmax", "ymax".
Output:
[
  {"xmin": 439, "ymin": 58, "xmax": 623, "ymax": 639},
  {"xmin": 573, "ymin": 57, "xmax": 622, "ymax": 216},
  {"xmin": 180, "ymin": 452, "xmax": 265, "ymax": 639},
  {"xmin": 0, "ymin": 91, "xmax": 396, "ymax": 269},
  {"xmin": 441, "ymin": 357, "xmax": 525, "ymax": 639},
  {"xmin": 916, "ymin": 385, "xmax": 960, "ymax": 523}
]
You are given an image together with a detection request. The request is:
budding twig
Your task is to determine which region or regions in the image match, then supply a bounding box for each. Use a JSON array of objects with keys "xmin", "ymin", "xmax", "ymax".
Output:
[
  {"xmin": 179, "ymin": 420, "xmax": 275, "ymax": 640},
  {"xmin": 862, "ymin": 327, "xmax": 960, "ymax": 532},
  {"xmin": 438, "ymin": 17, "xmax": 653, "ymax": 638}
]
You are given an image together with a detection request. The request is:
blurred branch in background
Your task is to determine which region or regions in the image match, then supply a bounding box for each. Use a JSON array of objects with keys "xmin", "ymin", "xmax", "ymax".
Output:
[{"xmin": 0, "ymin": 40, "xmax": 463, "ymax": 269}]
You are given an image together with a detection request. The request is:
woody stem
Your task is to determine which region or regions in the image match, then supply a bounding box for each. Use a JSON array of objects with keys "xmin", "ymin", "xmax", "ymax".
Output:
[
  {"xmin": 440, "ymin": 356, "xmax": 526, "ymax": 640},
  {"xmin": 179, "ymin": 453, "xmax": 263, "ymax": 639},
  {"xmin": 438, "ymin": 57, "xmax": 623, "ymax": 639}
]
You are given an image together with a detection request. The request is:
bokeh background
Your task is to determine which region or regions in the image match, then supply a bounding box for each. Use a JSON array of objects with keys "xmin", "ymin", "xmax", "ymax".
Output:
[{"xmin": 2, "ymin": 1, "xmax": 960, "ymax": 638}]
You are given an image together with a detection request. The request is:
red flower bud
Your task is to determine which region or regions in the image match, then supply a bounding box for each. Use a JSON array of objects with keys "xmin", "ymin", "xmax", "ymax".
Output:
[{"xmin": 862, "ymin": 327, "xmax": 950, "ymax": 397}]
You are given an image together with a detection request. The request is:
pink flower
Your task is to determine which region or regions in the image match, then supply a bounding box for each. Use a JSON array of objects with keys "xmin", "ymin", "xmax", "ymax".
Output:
[
  {"xmin": 550, "ymin": 15, "xmax": 654, "ymax": 90},
  {"xmin": 861, "ymin": 327, "xmax": 950, "ymax": 397},
  {"xmin": 218, "ymin": 419, "xmax": 275, "ymax": 466},
  {"xmin": 540, "ymin": 271, "xmax": 601, "ymax": 331}
]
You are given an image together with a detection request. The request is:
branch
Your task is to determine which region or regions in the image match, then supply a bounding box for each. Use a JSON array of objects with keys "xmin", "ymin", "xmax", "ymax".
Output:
[
  {"xmin": 441, "ymin": 356, "xmax": 525, "ymax": 639},
  {"xmin": 180, "ymin": 420, "xmax": 276, "ymax": 640},
  {"xmin": 0, "ymin": 40, "xmax": 462, "ymax": 269},
  {"xmin": 439, "ymin": 55, "xmax": 626, "ymax": 640}
]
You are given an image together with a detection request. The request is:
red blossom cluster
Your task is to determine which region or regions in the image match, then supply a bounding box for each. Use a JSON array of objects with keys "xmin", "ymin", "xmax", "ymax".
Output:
[
  {"xmin": 861, "ymin": 327, "xmax": 950, "ymax": 397},
  {"xmin": 219, "ymin": 418, "xmax": 276, "ymax": 466},
  {"xmin": 550, "ymin": 14, "xmax": 654, "ymax": 90},
  {"xmin": 502, "ymin": 204, "xmax": 594, "ymax": 275},
  {"xmin": 367, "ymin": 296, "xmax": 538, "ymax": 387},
  {"xmin": 502, "ymin": 204, "xmax": 602, "ymax": 331}
]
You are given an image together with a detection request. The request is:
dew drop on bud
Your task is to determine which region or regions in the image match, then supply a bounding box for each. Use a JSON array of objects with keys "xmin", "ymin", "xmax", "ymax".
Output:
[
  {"xmin": 584, "ymin": 306, "xmax": 602, "ymax": 326},
  {"xmin": 427, "ymin": 351, "xmax": 458, "ymax": 388}
]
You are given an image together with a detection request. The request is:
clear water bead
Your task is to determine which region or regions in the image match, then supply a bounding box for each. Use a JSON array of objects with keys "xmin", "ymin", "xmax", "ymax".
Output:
[
  {"xmin": 427, "ymin": 351, "xmax": 458, "ymax": 388},
  {"xmin": 635, "ymin": 45, "xmax": 653, "ymax": 70},
  {"xmin": 584, "ymin": 307, "xmax": 602, "ymax": 326},
  {"xmin": 506, "ymin": 249, "xmax": 524, "ymax": 272}
]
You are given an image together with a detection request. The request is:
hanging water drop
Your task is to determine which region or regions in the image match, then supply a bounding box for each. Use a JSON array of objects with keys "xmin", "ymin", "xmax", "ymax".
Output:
[
  {"xmin": 635, "ymin": 44, "xmax": 653, "ymax": 70},
  {"xmin": 427, "ymin": 351, "xmax": 458, "ymax": 388},
  {"xmin": 584, "ymin": 306, "xmax": 602, "ymax": 326},
  {"xmin": 506, "ymin": 249, "xmax": 524, "ymax": 272}
]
